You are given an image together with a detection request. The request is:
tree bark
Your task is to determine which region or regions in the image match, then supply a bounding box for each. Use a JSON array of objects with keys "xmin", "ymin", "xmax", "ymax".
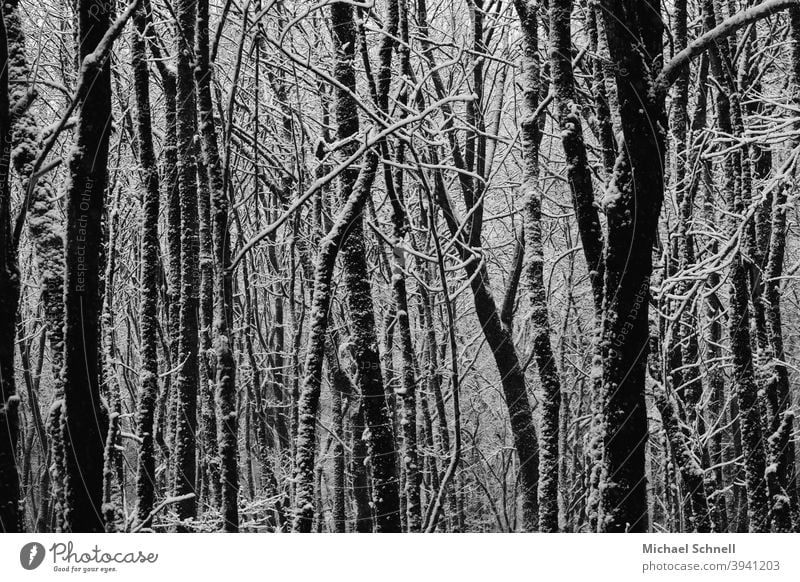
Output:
[
  {"xmin": 517, "ymin": 0, "xmax": 563, "ymax": 533},
  {"xmin": 173, "ymin": 0, "xmax": 200, "ymax": 526},
  {"xmin": 61, "ymin": 0, "xmax": 119, "ymax": 533},
  {"xmin": 549, "ymin": 0, "xmax": 604, "ymax": 312},
  {"xmin": 595, "ymin": 0, "xmax": 666, "ymax": 533},
  {"xmin": 132, "ymin": 0, "xmax": 161, "ymax": 527},
  {"xmin": 196, "ymin": 0, "xmax": 239, "ymax": 533},
  {"xmin": 0, "ymin": 5, "xmax": 21, "ymax": 533}
]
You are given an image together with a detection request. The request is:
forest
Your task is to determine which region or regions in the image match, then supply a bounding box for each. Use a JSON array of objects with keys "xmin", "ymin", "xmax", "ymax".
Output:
[{"xmin": 1, "ymin": 0, "xmax": 800, "ymax": 534}]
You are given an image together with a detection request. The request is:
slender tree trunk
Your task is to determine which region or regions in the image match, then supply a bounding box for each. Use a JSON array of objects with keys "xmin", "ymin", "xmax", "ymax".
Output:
[
  {"xmin": 326, "ymin": 343, "xmax": 348, "ymax": 532},
  {"xmin": 158, "ymin": 42, "xmax": 180, "ymax": 488},
  {"xmin": 101, "ymin": 193, "xmax": 122, "ymax": 531},
  {"xmin": 517, "ymin": 0, "xmax": 562, "ymax": 532},
  {"xmin": 549, "ymin": 0, "xmax": 604, "ymax": 311},
  {"xmin": 132, "ymin": 1, "xmax": 161, "ymax": 526},
  {"xmin": 196, "ymin": 0, "xmax": 239, "ymax": 533},
  {"xmin": 350, "ymin": 400, "xmax": 373, "ymax": 532},
  {"xmin": 173, "ymin": 0, "xmax": 200, "ymax": 526},
  {"xmin": 372, "ymin": 0, "xmax": 419, "ymax": 531},
  {"xmin": 762, "ymin": 7, "xmax": 800, "ymax": 530},
  {"xmin": 195, "ymin": 135, "xmax": 219, "ymax": 509}
]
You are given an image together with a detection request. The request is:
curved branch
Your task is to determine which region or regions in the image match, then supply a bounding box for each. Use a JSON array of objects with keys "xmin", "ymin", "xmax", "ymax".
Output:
[{"xmin": 658, "ymin": 0, "xmax": 800, "ymax": 91}]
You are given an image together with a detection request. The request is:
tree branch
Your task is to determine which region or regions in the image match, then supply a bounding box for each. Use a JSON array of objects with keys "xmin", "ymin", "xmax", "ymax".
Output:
[{"xmin": 659, "ymin": 0, "xmax": 800, "ymax": 91}]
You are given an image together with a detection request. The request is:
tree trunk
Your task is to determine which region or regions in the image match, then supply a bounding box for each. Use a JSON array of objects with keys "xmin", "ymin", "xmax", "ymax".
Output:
[
  {"xmin": 196, "ymin": 0, "xmax": 239, "ymax": 533},
  {"xmin": 330, "ymin": 0, "xmax": 400, "ymax": 532},
  {"xmin": 61, "ymin": 0, "xmax": 122, "ymax": 533},
  {"xmin": 761, "ymin": 7, "xmax": 800, "ymax": 530},
  {"xmin": 132, "ymin": 0, "xmax": 161, "ymax": 527},
  {"xmin": 173, "ymin": 0, "xmax": 200, "ymax": 526},
  {"xmin": 0, "ymin": 6, "xmax": 20, "ymax": 533},
  {"xmin": 517, "ymin": 0, "xmax": 563, "ymax": 533},
  {"xmin": 595, "ymin": 0, "xmax": 666, "ymax": 533},
  {"xmin": 292, "ymin": 153, "xmax": 380, "ymax": 532}
]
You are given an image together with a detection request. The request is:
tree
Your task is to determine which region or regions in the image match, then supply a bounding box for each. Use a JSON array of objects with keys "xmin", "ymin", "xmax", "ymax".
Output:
[
  {"xmin": 516, "ymin": 0, "xmax": 562, "ymax": 533},
  {"xmin": 196, "ymin": 0, "xmax": 238, "ymax": 532},
  {"xmin": 131, "ymin": 0, "xmax": 161, "ymax": 527},
  {"xmin": 60, "ymin": 0, "xmax": 133, "ymax": 533},
  {"xmin": 0, "ymin": 4, "xmax": 21, "ymax": 533},
  {"xmin": 172, "ymin": 0, "xmax": 200, "ymax": 527},
  {"xmin": 593, "ymin": 0, "xmax": 666, "ymax": 533}
]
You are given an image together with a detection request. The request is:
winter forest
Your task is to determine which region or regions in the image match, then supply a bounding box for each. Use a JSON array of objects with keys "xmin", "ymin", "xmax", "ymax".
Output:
[{"xmin": 4, "ymin": 0, "xmax": 800, "ymax": 535}]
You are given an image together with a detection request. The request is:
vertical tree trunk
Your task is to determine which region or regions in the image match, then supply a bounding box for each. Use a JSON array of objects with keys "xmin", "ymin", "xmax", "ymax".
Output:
[
  {"xmin": 0, "ymin": 5, "xmax": 21, "ymax": 533},
  {"xmin": 586, "ymin": 3, "xmax": 616, "ymax": 177},
  {"xmin": 762, "ymin": 7, "xmax": 800, "ymax": 530},
  {"xmin": 326, "ymin": 343, "xmax": 348, "ymax": 532},
  {"xmin": 196, "ymin": 0, "xmax": 239, "ymax": 533},
  {"xmin": 372, "ymin": 0, "xmax": 419, "ymax": 531},
  {"xmin": 517, "ymin": 0, "xmax": 562, "ymax": 533},
  {"xmin": 173, "ymin": 0, "xmax": 199, "ymax": 526},
  {"xmin": 596, "ymin": 0, "xmax": 666, "ymax": 533},
  {"xmin": 330, "ymin": 0, "xmax": 400, "ymax": 533},
  {"xmin": 350, "ymin": 400, "xmax": 373, "ymax": 532},
  {"xmin": 195, "ymin": 136, "xmax": 219, "ymax": 509},
  {"xmin": 61, "ymin": 0, "xmax": 123, "ymax": 533},
  {"xmin": 132, "ymin": 0, "xmax": 161, "ymax": 526},
  {"xmin": 159, "ymin": 46, "xmax": 181, "ymax": 489},
  {"xmin": 101, "ymin": 194, "xmax": 122, "ymax": 531},
  {"xmin": 549, "ymin": 0, "xmax": 604, "ymax": 310}
]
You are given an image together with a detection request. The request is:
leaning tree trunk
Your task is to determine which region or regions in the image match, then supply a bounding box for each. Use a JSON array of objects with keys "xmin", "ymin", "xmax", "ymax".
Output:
[{"xmin": 418, "ymin": 0, "xmax": 539, "ymax": 530}]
